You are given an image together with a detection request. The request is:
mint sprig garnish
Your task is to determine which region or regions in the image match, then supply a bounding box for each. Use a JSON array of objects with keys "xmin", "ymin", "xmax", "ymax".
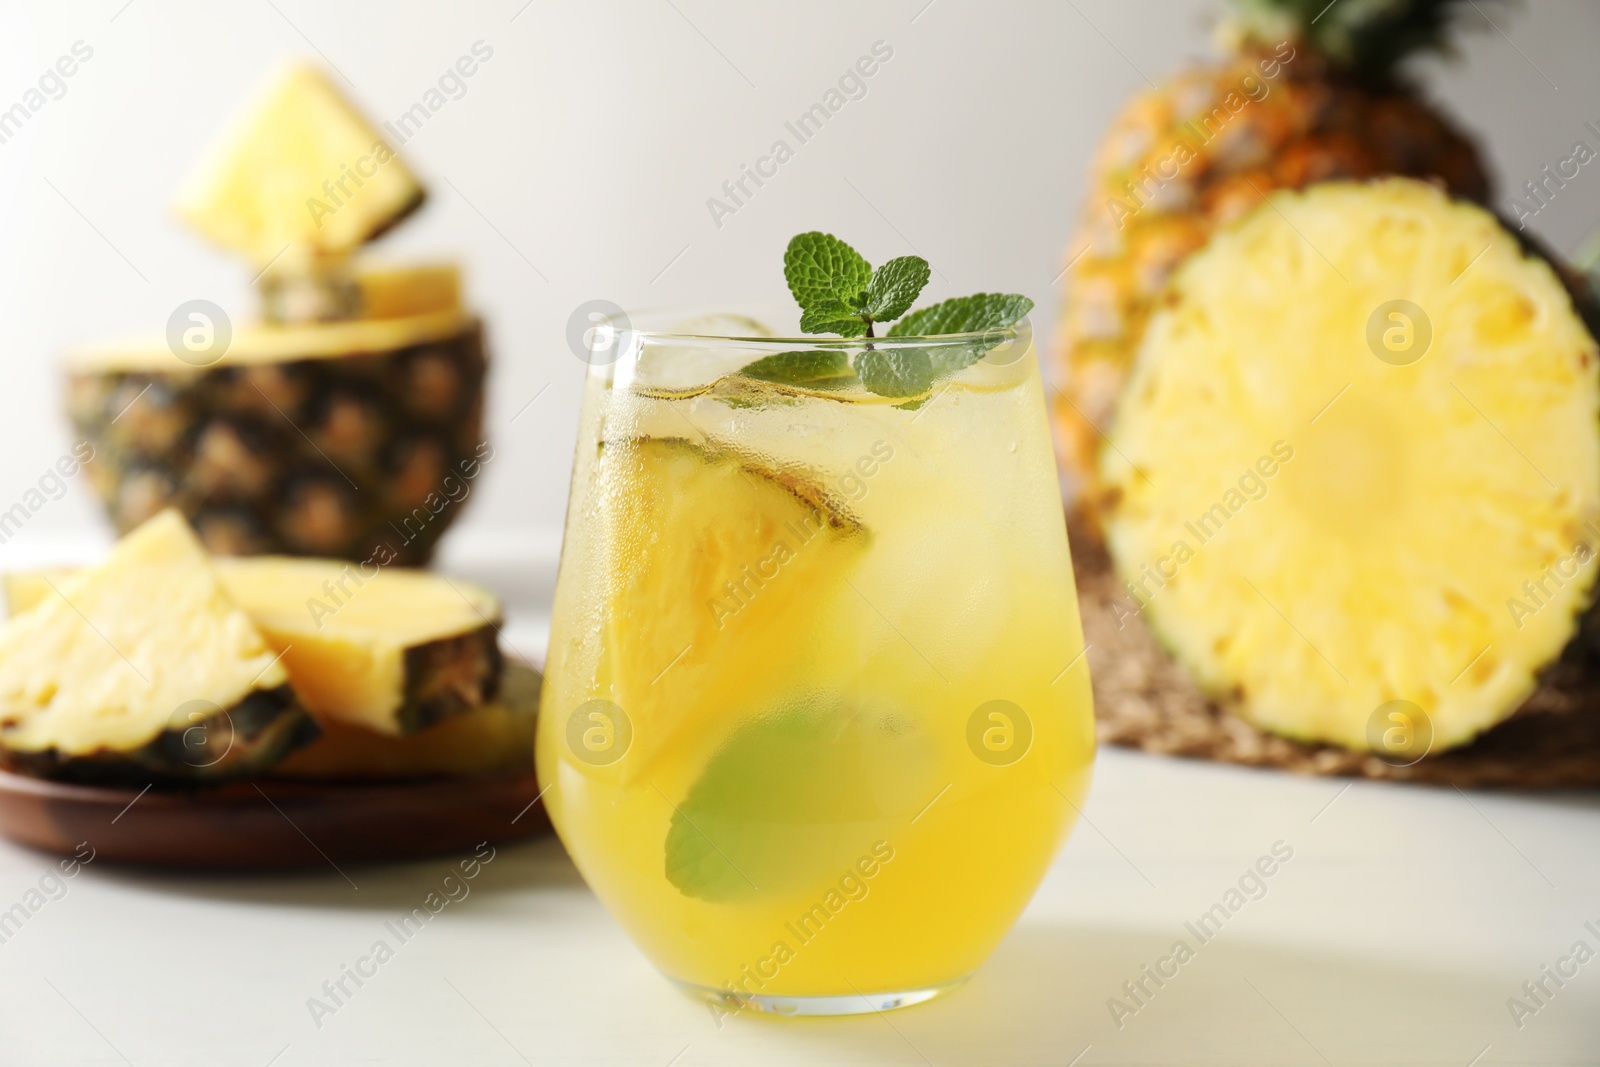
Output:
[
  {"xmin": 887, "ymin": 292, "xmax": 1035, "ymax": 337},
  {"xmin": 863, "ymin": 256, "xmax": 932, "ymax": 322},
  {"xmin": 749, "ymin": 231, "xmax": 1033, "ymax": 400},
  {"xmin": 784, "ymin": 232, "xmax": 872, "ymax": 317},
  {"xmin": 798, "ymin": 301, "xmax": 870, "ymax": 338}
]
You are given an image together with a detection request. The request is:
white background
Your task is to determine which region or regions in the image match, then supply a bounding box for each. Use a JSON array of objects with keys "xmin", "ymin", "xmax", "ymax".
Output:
[{"xmin": 0, "ymin": 0, "xmax": 1597, "ymax": 564}]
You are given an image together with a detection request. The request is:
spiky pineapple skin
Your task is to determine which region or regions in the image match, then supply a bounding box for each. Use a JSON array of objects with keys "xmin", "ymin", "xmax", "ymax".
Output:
[
  {"xmin": 67, "ymin": 320, "xmax": 486, "ymax": 567},
  {"xmin": 2, "ymin": 685, "xmax": 319, "ymax": 786},
  {"xmin": 1101, "ymin": 179, "xmax": 1600, "ymax": 754},
  {"xmin": 1055, "ymin": 44, "xmax": 1491, "ymax": 529}
]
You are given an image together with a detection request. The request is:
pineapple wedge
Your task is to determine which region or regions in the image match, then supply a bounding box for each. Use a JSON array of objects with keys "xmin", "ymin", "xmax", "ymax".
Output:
[
  {"xmin": 273, "ymin": 661, "xmax": 539, "ymax": 780},
  {"xmin": 220, "ymin": 558, "xmax": 502, "ymax": 736},
  {"xmin": 0, "ymin": 511, "xmax": 313, "ymax": 782},
  {"xmin": 542, "ymin": 436, "xmax": 865, "ymax": 783},
  {"xmin": 8, "ymin": 558, "xmax": 502, "ymax": 738},
  {"xmin": 1103, "ymin": 179, "xmax": 1600, "ymax": 753},
  {"xmin": 173, "ymin": 63, "xmax": 424, "ymax": 265}
]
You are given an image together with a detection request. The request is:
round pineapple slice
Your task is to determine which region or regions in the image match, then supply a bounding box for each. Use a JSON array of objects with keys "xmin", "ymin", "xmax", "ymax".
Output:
[{"xmin": 1102, "ymin": 178, "xmax": 1600, "ymax": 752}]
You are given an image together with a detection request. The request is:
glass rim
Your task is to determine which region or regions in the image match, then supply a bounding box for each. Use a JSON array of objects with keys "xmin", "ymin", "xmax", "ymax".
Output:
[{"xmin": 604, "ymin": 303, "xmax": 1033, "ymax": 350}]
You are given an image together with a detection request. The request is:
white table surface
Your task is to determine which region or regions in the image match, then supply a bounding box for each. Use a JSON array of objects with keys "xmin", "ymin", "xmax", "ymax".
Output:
[
  {"xmin": 1, "ymin": 732, "xmax": 1596, "ymax": 1064},
  {"xmin": 0, "ymin": 545, "xmax": 1596, "ymax": 1065}
]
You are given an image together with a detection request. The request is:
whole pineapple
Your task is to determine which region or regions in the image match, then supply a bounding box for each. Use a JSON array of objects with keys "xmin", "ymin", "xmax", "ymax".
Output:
[
  {"xmin": 1056, "ymin": 0, "xmax": 1494, "ymax": 529},
  {"xmin": 66, "ymin": 65, "xmax": 487, "ymax": 566}
]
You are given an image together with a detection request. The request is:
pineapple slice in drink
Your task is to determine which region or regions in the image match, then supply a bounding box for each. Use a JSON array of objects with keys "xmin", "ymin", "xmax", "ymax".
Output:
[
  {"xmin": 1102, "ymin": 179, "xmax": 1600, "ymax": 752},
  {"xmin": 553, "ymin": 436, "xmax": 868, "ymax": 782}
]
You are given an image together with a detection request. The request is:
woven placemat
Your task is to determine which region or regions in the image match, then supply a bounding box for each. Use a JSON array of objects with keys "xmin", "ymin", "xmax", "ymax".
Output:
[{"xmin": 1073, "ymin": 530, "xmax": 1600, "ymax": 788}]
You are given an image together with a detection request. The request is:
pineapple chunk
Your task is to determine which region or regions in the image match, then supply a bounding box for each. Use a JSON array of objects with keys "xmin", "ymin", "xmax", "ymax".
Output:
[
  {"xmin": 258, "ymin": 261, "xmax": 462, "ymax": 326},
  {"xmin": 544, "ymin": 437, "xmax": 865, "ymax": 783},
  {"xmin": 3, "ymin": 570, "xmax": 71, "ymax": 618},
  {"xmin": 221, "ymin": 558, "xmax": 502, "ymax": 736},
  {"xmin": 0, "ymin": 511, "xmax": 312, "ymax": 782},
  {"xmin": 173, "ymin": 63, "xmax": 425, "ymax": 265},
  {"xmin": 273, "ymin": 661, "xmax": 539, "ymax": 780},
  {"xmin": 353, "ymin": 263, "xmax": 461, "ymax": 320},
  {"xmin": 1103, "ymin": 179, "xmax": 1600, "ymax": 753},
  {"xmin": 8, "ymin": 558, "xmax": 503, "ymax": 738}
]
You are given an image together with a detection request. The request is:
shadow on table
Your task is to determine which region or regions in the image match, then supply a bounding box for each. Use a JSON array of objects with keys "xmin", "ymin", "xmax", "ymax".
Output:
[
  {"xmin": 1507, "ymin": 789, "xmax": 1600, "ymax": 813},
  {"xmin": 707, "ymin": 923, "xmax": 1572, "ymax": 1067},
  {"xmin": 77, "ymin": 833, "xmax": 586, "ymax": 913}
]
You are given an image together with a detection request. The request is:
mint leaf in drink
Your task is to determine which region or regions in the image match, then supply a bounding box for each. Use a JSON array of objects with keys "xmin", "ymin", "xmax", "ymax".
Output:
[
  {"xmin": 863, "ymin": 256, "xmax": 931, "ymax": 322},
  {"xmin": 799, "ymin": 301, "xmax": 870, "ymax": 338},
  {"xmin": 855, "ymin": 347, "xmax": 934, "ymax": 399},
  {"xmin": 887, "ymin": 292, "xmax": 1034, "ymax": 337},
  {"xmin": 740, "ymin": 349, "xmax": 858, "ymax": 390},
  {"xmin": 663, "ymin": 703, "xmax": 935, "ymax": 902},
  {"xmin": 664, "ymin": 710, "xmax": 835, "ymax": 902},
  {"xmin": 784, "ymin": 232, "xmax": 872, "ymax": 312}
]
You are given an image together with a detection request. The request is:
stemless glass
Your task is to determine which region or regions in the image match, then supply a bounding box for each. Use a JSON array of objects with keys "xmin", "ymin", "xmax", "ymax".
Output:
[{"xmin": 537, "ymin": 307, "xmax": 1095, "ymax": 1016}]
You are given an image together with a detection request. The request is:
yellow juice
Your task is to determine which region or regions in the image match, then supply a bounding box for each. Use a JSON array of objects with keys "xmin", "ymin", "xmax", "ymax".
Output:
[{"xmin": 538, "ymin": 324, "xmax": 1094, "ymax": 1010}]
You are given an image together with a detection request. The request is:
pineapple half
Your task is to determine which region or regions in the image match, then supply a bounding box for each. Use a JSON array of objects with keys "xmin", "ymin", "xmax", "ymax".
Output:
[
  {"xmin": 1056, "ymin": 0, "xmax": 1494, "ymax": 531},
  {"xmin": 7, "ymin": 557, "xmax": 503, "ymax": 737},
  {"xmin": 66, "ymin": 296, "xmax": 487, "ymax": 567},
  {"xmin": 1102, "ymin": 179, "xmax": 1600, "ymax": 752},
  {"xmin": 0, "ymin": 511, "xmax": 315, "ymax": 783}
]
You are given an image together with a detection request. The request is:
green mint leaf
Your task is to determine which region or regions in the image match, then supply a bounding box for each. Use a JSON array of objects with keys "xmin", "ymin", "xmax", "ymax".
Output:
[
  {"xmin": 663, "ymin": 705, "xmax": 935, "ymax": 902},
  {"xmin": 738, "ymin": 349, "xmax": 858, "ymax": 390},
  {"xmin": 660, "ymin": 711, "xmax": 845, "ymax": 902},
  {"xmin": 784, "ymin": 232, "xmax": 872, "ymax": 311},
  {"xmin": 887, "ymin": 292, "xmax": 1034, "ymax": 337},
  {"xmin": 839, "ymin": 286, "xmax": 870, "ymax": 312},
  {"xmin": 799, "ymin": 301, "xmax": 869, "ymax": 337},
  {"xmin": 924, "ymin": 344, "xmax": 988, "ymax": 379},
  {"xmin": 863, "ymin": 256, "xmax": 931, "ymax": 322},
  {"xmin": 853, "ymin": 347, "xmax": 934, "ymax": 399},
  {"xmin": 779, "ymin": 233, "xmax": 1031, "ymax": 399}
]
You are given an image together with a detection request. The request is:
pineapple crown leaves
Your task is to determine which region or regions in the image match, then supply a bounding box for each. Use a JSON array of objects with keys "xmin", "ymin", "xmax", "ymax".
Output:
[
  {"xmin": 760, "ymin": 231, "xmax": 1033, "ymax": 400},
  {"xmin": 1224, "ymin": 0, "xmax": 1505, "ymax": 79}
]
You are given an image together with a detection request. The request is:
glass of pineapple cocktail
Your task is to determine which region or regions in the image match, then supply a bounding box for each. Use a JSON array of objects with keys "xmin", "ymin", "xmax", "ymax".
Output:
[{"xmin": 538, "ymin": 292, "xmax": 1094, "ymax": 1016}]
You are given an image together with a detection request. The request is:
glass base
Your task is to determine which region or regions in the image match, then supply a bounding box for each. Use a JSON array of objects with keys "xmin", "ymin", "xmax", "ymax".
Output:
[{"xmin": 678, "ymin": 975, "xmax": 968, "ymax": 1018}]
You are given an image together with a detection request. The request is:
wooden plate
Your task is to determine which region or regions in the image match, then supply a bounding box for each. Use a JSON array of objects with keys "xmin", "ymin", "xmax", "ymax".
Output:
[{"xmin": 0, "ymin": 768, "xmax": 550, "ymax": 869}]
